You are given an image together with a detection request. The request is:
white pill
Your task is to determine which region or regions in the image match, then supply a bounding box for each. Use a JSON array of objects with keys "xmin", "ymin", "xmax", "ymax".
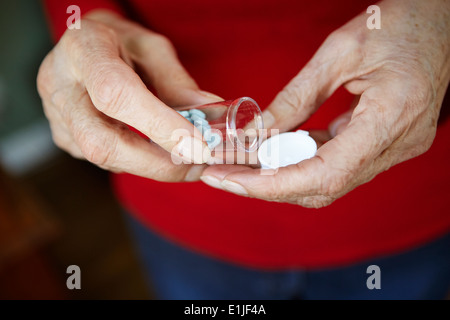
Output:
[{"xmin": 257, "ymin": 131, "xmax": 317, "ymax": 169}]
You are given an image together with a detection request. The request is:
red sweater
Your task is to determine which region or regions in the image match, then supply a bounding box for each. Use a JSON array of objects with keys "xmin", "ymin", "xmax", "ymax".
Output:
[{"xmin": 44, "ymin": 0, "xmax": 450, "ymax": 269}]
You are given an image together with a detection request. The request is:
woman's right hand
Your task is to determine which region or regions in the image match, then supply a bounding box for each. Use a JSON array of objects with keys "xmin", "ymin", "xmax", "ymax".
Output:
[{"xmin": 37, "ymin": 10, "xmax": 221, "ymax": 181}]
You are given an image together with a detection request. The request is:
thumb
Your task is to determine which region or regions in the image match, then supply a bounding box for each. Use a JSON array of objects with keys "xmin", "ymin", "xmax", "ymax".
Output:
[{"xmin": 262, "ymin": 32, "xmax": 359, "ymax": 131}]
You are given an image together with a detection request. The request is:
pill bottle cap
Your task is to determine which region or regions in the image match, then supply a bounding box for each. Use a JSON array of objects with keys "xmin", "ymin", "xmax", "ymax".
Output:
[{"xmin": 257, "ymin": 130, "xmax": 317, "ymax": 169}]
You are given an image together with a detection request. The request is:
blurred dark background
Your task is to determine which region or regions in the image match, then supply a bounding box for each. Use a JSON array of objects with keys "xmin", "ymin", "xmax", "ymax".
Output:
[{"xmin": 0, "ymin": 0, "xmax": 151, "ymax": 299}]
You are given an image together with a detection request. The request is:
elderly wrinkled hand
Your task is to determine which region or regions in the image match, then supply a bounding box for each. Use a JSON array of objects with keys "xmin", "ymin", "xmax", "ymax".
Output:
[
  {"xmin": 37, "ymin": 10, "xmax": 220, "ymax": 182},
  {"xmin": 201, "ymin": 0, "xmax": 450, "ymax": 208}
]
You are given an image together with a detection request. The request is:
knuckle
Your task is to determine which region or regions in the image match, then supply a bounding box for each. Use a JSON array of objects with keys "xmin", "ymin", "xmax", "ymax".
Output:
[
  {"xmin": 147, "ymin": 113, "xmax": 175, "ymax": 144},
  {"xmin": 91, "ymin": 70, "xmax": 130, "ymax": 115},
  {"xmin": 297, "ymin": 195, "xmax": 334, "ymax": 208},
  {"xmin": 356, "ymin": 95, "xmax": 394, "ymax": 148},
  {"xmin": 406, "ymin": 86, "xmax": 433, "ymax": 119},
  {"xmin": 91, "ymin": 21, "xmax": 117, "ymax": 40},
  {"xmin": 277, "ymin": 83, "xmax": 302, "ymax": 115},
  {"xmin": 309, "ymin": 155, "xmax": 350, "ymax": 199},
  {"xmin": 267, "ymin": 176, "xmax": 289, "ymax": 201},
  {"xmin": 76, "ymin": 128, "xmax": 117, "ymax": 167},
  {"xmin": 36, "ymin": 64, "xmax": 49, "ymax": 98},
  {"xmin": 409, "ymin": 128, "xmax": 436, "ymax": 158},
  {"xmin": 149, "ymin": 33, "xmax": 173, "ymax": 50},
  {"xmin": 250, "ymin": 175, "xmax": 285, "ymax": 202},
  {"xmin": 138, "ymin": 32, "xmax": 174, "ymax": 54},
  {"xmin": 49, "ymin": 127, "xmax": 81, "ymax": 158},
  {"xmin": 60, "ymin": 21, "xmax": 119, "ymax": 79},
  {"xmin": 61, "ymin": 19, "xmax": 116, "ymax": 50},
  {"xmin": 325, "ymin": 29, "xmax": 361, "ymax": 53},
  {"xmin": 50, "ymin": 87, "xmax": 71, "ymax": 110},
  {"xmin": 37, "ymin": 53, "xmax": 56, "ymax": 98},
  {"xmin": 58, "ymin": 25, "xmax": 85, "ymax": 58},
  {"xmin": 421, "ymin": 130, "xmax": 436, "ymax": 152},
  {"xmin": 319, "ymin": 171, "xmax": 349, "ymax": 199}
]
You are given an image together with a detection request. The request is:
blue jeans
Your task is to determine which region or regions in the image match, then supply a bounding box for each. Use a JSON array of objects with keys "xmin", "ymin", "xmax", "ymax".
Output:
[{"xmin": 125, "ymin": 214, "xmax": 450, "ymax": 300}]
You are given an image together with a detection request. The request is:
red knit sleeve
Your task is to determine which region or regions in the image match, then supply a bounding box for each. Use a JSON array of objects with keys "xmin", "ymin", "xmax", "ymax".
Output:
[{"xmin": 42, "ymin": 0, "xmax": 125, "ymax": 42}]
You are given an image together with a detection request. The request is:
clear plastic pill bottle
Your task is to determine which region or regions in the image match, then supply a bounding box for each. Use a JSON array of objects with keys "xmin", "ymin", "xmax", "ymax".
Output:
[{"xmin": 175, "ymin": 97, "xmax": 264, "ymax": 163}]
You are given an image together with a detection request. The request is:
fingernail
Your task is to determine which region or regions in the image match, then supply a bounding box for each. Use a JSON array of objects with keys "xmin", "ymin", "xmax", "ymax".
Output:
[
  {"xmin": 198, "ymin": 90, "xmax": 224, "ymax": 101},
  {"xmin": 262, "ymin": 110, "xmax": 275, "ymax": 128},
  {"xmin": 175, "ymin": 136, "xmax": 211, "ymax": 164},
  {"xmin": 200, "ymin": 175, "xmax": 222, "ymax": 189},
  {"xmin": 221, "ymin": 180, "xmax": 248, "ymax": 196}
]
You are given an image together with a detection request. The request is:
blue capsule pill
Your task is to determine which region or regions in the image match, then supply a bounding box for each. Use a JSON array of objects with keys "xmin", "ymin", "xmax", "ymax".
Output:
[
  {"xmin": 203, "ymin": 128, "xmax": 212, "ymax": 140},
  {"xmin": 207, "ymin": 132, "xmax": 222, "ymax": 149},
  {"xmin": 177, "ymin": 110, "xmax": 190, "ymax": 117},
  {"xmin": 179, "ymin": 108, "xmax": 221, "ymax": 149},
  {"xmin": 189, "ymin": 109, "xmax": 206, "ymax": 119},
  {"xmin": 191, "ymin": 114, "xmax": 209, "ymax": 125},
  {"xmin": 196, "ymin": 125, "xmax": 211, "ymax": 136}
]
